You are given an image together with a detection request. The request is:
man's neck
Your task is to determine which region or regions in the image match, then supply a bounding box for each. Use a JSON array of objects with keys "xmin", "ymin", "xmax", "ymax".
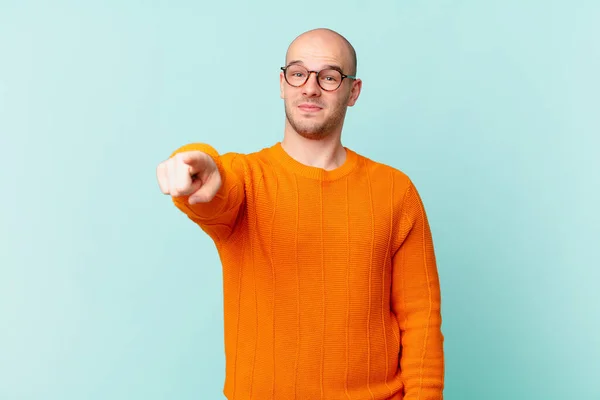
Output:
[{"xmin": 281, "ymin": 129, "xmax": 347, "ymax": 171}]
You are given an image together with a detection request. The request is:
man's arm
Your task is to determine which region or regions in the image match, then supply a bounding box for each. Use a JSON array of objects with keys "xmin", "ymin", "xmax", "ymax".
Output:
[
  {"xmin": 161, "ymin": 143, "xmax": 246, "ymax": 243},
  {"xmin": 391, "ymin": 180, "xmax": 444, "ymax": 400}
]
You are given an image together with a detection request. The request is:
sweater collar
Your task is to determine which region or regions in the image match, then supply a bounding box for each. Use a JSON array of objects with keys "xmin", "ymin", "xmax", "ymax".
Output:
[{"xmin": 268, "ymin": 142, "xmax": 359, "ymax": 181}]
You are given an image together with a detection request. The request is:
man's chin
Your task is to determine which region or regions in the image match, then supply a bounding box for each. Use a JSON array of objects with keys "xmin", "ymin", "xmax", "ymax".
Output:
[
  {"xmin": 286, "ymin": 113, "xmax": 331, "ymax": 140},
  {"xmin": 292, "ymin": 123, "xmax": 329, "ymax": 140},
  {"xmin": 297, "ymin": 130, "xmax": 328, "ymax": 140}
]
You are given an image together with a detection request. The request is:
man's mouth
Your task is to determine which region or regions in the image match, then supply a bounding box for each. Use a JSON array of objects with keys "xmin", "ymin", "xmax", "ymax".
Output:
[{"xmin": 298, "ymin": 103, "xmax": 323, "ymax": 112}]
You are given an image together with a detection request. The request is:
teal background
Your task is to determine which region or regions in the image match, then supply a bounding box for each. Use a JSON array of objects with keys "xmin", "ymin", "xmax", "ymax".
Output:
[{"xmin": 1, "ymin": 1, "xmax": 598, "ymax": 399}]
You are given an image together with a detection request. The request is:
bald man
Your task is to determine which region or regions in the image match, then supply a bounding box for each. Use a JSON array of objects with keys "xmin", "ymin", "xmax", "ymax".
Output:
[{"xmin": 157, "ymin": 28, "xmax": 444, "ymax": 400}]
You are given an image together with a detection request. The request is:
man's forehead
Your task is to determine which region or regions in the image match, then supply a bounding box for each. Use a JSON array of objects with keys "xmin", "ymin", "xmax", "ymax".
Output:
[
  {"xmin": 286, "ymin": 40, "xmax": 349, "ymax": 68},
  {"xmin": 286, "ymin": 58, "xmax": 344, "ymax": 69},
  {"xmin": 284, "ymin": 29, "xmax": 356, "ymax": 74}
]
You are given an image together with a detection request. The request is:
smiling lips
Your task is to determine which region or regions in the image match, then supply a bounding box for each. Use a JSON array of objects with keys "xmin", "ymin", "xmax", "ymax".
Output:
[{"xmin": 298, "ymin": 103, "xmax": 323, "ymax": 113}]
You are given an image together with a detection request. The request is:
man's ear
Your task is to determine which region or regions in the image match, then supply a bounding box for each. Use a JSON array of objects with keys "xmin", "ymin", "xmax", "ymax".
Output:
[
  {"xmin": 280, "ymin": 72, "xmax": 285, "ymax": 99},
  {"xmin": 347, "ymin": 79, "xmax": 362, "ymax": 107}
]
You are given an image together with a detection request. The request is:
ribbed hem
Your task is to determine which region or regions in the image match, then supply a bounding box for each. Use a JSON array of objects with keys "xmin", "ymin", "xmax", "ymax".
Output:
[{"xmin": 267, "ymin": 142, "xmax": 359, "ymax": 181}]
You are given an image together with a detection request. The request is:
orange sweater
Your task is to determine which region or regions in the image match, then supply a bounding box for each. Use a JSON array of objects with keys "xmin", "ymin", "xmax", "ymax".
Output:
[{"xmin": 171, "ymin": 142, "xmax": 444, "ymax": 400}]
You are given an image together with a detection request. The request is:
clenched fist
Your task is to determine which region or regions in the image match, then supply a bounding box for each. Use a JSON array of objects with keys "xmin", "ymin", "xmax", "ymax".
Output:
[{"xmin": 156, "ymin": 151, "xmax": 222, "ymax": 204}]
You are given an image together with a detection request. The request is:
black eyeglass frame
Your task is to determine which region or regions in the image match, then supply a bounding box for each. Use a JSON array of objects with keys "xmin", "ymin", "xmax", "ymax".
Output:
[{"xmin": 280, "ymin": 65, "xmax": 357, "ymax": 92}]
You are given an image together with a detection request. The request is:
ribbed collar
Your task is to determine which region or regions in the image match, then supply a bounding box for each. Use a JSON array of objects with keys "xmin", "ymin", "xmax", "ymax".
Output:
[{"xmin": 268, "ymin": 142, "xmax": 359, "ymax": 181}]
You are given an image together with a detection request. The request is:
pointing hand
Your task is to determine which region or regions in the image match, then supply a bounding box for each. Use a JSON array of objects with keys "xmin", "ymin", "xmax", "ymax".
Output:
[{"xmin": 156, "ymin": 151, "xmax": 222, "ymax": 204}]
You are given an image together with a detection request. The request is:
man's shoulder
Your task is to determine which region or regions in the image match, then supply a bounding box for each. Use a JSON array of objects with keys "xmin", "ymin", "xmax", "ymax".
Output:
[
  {"xmin": 219, "ymin": 143, "xmax": 275, "ymax": 163},
  {"xmin": 216, "ymin": 144, "xmax": 281, "ymax": 180},
  {"xmin": 353, "ymin": 149, "xmax": 413, "ymax": 187}
]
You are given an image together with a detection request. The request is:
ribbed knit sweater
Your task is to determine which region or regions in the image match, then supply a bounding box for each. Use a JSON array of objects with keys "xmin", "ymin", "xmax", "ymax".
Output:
[{"xmin": 170, "ymin": 142, "xmax": 444, "ymax": 400}]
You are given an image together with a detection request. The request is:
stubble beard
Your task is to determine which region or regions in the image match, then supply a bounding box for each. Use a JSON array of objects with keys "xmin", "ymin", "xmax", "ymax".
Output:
[{"xmin": 284, "ymin": 98, "xmax": 348, "ymax": 141}]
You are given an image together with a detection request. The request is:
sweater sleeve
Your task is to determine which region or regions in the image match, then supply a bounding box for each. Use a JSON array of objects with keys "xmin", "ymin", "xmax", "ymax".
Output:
[
  {"xmin": 169, "ymin": 143, "xmax": 246, "ymax": 243},
  {"xmin": 391, "ymin": 180, "xmax": 444, "ymax": 400}
]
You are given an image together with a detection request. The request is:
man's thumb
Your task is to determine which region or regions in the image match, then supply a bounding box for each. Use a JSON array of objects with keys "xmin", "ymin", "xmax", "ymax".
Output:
[{"xmin": 189, "ymin": 170, "xmax": 221, "ymax": 204}]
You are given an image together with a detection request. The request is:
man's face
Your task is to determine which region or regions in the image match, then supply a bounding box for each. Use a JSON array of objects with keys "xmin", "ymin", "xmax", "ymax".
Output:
[{"xmin": 280, "ymin": 34, "xmax": 361, "ymax": 140}]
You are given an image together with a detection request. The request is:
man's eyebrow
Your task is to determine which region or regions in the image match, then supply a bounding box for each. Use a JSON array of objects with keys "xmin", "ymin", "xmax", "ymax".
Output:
[
  {"xmin": 286, "ymin": 60, "xmax": 345, "ymax": 73},
  {"xmin": 322, "ymin": 64, "xmax": 343, "ymax": 73}
]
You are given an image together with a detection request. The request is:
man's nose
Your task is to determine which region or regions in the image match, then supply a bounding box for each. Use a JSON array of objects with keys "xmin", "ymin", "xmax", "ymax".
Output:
[{"xmin": 302, "ymin": 72, "xmax": 321, "ymax": 97}]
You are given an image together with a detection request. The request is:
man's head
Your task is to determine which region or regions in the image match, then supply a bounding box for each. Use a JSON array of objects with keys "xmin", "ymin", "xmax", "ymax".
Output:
[{"xmin": 280, "ymin": 28, "xmax": 362, "ymax": 140}]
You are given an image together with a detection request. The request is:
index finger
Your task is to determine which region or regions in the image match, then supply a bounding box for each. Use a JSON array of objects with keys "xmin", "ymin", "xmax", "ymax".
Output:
[{"xmin": 156, "ymin": 162, "xmax": 169, "ymax": 194}]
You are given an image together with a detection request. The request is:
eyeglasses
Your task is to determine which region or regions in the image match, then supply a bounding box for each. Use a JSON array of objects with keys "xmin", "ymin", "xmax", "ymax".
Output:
[{"xmin": 281, "ymin": 64, "xmax": 356, "ymax": 92}]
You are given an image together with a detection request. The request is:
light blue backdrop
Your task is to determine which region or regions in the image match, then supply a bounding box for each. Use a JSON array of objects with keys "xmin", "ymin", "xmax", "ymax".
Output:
[{"xmin": 1, "ymin": 1, "xmax": 598, "ymax": 399}]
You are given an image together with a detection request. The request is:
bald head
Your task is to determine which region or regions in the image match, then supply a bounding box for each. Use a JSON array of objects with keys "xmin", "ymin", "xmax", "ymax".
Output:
[{"xmin": 285, "ymin": 28, "xmax": 357, "ymax": 76}]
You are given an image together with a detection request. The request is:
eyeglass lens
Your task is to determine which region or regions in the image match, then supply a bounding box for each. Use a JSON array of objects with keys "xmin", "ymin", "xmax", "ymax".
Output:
[{"xmin": 285, "ymin": 65, "xmax": 343, "ymax": 91}]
